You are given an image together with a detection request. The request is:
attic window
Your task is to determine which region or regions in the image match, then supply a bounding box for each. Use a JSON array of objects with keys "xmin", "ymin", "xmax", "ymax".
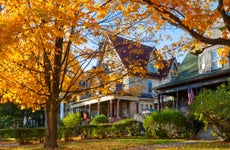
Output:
[{"xmin": 211, "ymin": 50, "xmax": 222, "ymax": 70}]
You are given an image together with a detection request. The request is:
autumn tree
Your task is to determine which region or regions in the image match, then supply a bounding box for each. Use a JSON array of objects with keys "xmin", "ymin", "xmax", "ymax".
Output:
[
  {"xmin": 0, "ymin": 0, "xmax": 152, "ymax": 148},
  {"xmin": 119, "ymin": 0, "xmax": 230, "ymax": 60},
  {"xmin": 1, "ymin": 0, "xmax": 228, "ymax": 148}
]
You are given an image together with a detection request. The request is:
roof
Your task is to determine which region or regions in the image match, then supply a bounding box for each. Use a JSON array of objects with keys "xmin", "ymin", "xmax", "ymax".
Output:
[
  {"xmin": 155, "ymin": 53, "xmax": 230, "ymax": 91},
  {"xmin": 109, "ymin": 36, "xmax": 175, "ymax": 78},
  {"xmin": 172, "ymin": 53, "xmax": 198, "ymax": 82}
]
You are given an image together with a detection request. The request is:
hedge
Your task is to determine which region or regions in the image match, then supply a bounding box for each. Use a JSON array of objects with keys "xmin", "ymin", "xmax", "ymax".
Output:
[
  {"xmin": 0, "ymin": 128, "xmax": 46, "ymax": 144},
  {"xmin": 0, "ymin": 119, "xmax": 140, "ymax": 143}
]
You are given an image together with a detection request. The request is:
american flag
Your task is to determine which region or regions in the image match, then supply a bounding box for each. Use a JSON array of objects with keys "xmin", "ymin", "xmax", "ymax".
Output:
[{"xmin": 188, "ymin": 87, "xmax": 195, "ymax": 105}]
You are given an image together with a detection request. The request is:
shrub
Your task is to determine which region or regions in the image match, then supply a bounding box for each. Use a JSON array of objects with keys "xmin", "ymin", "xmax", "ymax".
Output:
[
  {"xmin": 91, "ymin": 124, "xmax": 112, "ymax": 138},
  {"xmin": 90, "ymin": 114, "xmax": 109, "ymax": 125},
  {"xmin": 61, "ymin": 112, "xmax": 82, "ymax": 128},
  {"xmin": 58, "ymin": 127, "xmax": 79, "ymax": 140},
  {"xmin": 143, "ymin": 109, "xmax": 187, "ymax": 138},
  {"xmin": 113, "ymin": 119, "xmax": 140, "ymax": 136},
  {"xmin": 78, "ymin": 119, "xmax": 139, "ymax": 139},
  {"xmin": 190, "ymin": 82, "xmax": 230, "ymax": 142},
  {"xmin": 16, "ymin": 128, "xmax": 46, "ymax": 144},
  {"xmin": 0, "ymin": 128, "xmax": 15, "ymax": 138}
]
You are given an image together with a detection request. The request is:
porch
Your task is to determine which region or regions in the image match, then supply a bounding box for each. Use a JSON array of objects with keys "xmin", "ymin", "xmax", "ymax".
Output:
[{"xmin": 70, "ymin": 95, "xmax": 140, "ymax": 121}]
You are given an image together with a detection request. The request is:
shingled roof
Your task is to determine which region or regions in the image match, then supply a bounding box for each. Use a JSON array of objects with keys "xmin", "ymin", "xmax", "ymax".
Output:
[
  {"xmin": 109, "ymin": 36, "xmax": 175, "ymax": 78},
  {"xmin": 172, "ymin": 53, "xmax": 199, "ymax": 82}
]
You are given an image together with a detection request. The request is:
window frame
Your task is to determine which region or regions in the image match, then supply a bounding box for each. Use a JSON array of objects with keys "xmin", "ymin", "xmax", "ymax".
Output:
[{"xmin": 199, "ymin": 54, "xmax": 205, "ymax": 70}]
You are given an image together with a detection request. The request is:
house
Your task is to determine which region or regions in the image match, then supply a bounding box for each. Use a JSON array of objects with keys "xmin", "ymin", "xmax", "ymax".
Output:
[
  {"xmin": 69, "ymin": 36, "xmax": 178, "ymax": 121},
  {"xmin": 153, "ymin": 18, "xmax": 230, "ymax": 114},
  {"xmin": 154, "ymin": 48, "xmax": 230, "ymax": 114}
]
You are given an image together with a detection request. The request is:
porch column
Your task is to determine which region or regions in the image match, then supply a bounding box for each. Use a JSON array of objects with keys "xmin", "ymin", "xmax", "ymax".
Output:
[
  {"xmin": 117, "ymin": 99, "xmax": 120, "ymax": 118},
  {"xmin": 88, "ymin": 104, "xmax": 91, "ymax": 118},
  {"xmin": 161, "ymin": 94, "xmax": 164, "ymax": 109},
  {"xmin": 136, "ymin": 100, "xmax": 139, "ymax": 114},
  {"xmin": 60, "ymin": 102, "xmax": 64, "ymax": 120},
  {"xmin": 176, "ymin": 91, "xmax": 180, "ymax": 110},
  {"xmin": 97, "ymin": 101, "xmax": 101, "ymax": 115},
  {"xmin": 110, "ymin": 100, "xmax": 113, "ymax": 118},
  {"xmin": 173, "ymin": 96, "xmax": 176, "ymax": 109},
  {"xmin": 157, "ymin": 94, "xmax": 161, "ymax": 111}
]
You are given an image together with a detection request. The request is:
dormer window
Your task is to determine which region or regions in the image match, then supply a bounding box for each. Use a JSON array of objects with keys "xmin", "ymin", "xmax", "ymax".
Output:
[{"xmin": 211, "ymin": 50, "xmax": 222, "ymax": 70}]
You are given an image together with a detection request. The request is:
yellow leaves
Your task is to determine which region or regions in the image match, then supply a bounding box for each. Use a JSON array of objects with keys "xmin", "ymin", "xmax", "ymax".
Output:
[
  {"xmin": 95, "ymin": 2, "xmax": 110, "ymax": 20},
  {"xmin": 217, "ymin": 47, "xmax": 230, "ymax": 57},
  {"xmin": 153, "ymin": 61, "xmax": 164, "ymax": 69},
  {"xmin": 219, "ymin": 58, "xmax": 228, "ymax": 65},
  {"xmin": 117, "ymin": 5, "xmax": 125, "ymax": 12},
  {"xmin": 218, "ymin": 47, "xmax": 230, "ymax": 65},
  {"xmin": 222, "ymin": 29, "xmax": 229, "ymax": 39},
  {"xmin": 96, "ymin": 11, "xmax": 107, "ymax": 20}
]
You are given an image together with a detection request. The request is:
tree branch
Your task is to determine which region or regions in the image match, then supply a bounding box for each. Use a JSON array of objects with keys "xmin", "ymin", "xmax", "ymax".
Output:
[
  {"xmin": 142, "ymin": 0, "xmax": 230, "ymax": 47},
  {"xmin": 217, "ymin": 0, "xmax": 230, "ymax": 32}
]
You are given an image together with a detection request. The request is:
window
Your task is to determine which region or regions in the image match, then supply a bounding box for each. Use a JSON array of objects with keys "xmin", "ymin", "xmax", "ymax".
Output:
[
  {"xmin": 170, "ymin": 64, "xmax": 177, "ymax": 77},
  {"xmin": 199, "ymin": 54, "xmax": 205, "ymax": 70},
  {"xmin": 116, "ymin": 83, "xmax": 123, "ymax": 91},
  {"xmin": 148, "ymin": 63, "xmax": 158, "ymax": 73},
  {"xmin": 211, "ymin": 50, "xmax": 222, "ymax": 70},
  {"xmin": 140, "ymin": 104, "xmax": 144, "ymax": 111},
  {"xmin": 148, "ymin": 80, "xmax": 152, "ymax": 93},
  {"xmin": 150, "ymin": 104, "xmax": 153, "ymax": 109},
  {"xmin": 145, "ymin": 104, "xmax": 148, "ymax": 109}
]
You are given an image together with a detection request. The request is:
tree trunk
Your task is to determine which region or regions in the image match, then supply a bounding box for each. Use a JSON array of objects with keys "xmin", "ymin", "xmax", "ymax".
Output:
[{"xmin": 45, "ymin": 101, "xmax": 59, "ymax": 149}]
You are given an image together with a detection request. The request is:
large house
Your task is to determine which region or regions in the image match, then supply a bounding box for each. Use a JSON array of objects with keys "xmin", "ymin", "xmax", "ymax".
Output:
[
  {"xmin": 68, "ymin": 36, "xmax": 178, "ymax": 121},
  {"xmin": 154, "ymin": 19, "xmax": 230, "ymax": 114}
]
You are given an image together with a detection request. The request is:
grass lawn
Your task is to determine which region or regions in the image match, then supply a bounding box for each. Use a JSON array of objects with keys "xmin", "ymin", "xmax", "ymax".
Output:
[{"xmin": 0, "ymin": 137, "xmax": 230, "ymax": 150}]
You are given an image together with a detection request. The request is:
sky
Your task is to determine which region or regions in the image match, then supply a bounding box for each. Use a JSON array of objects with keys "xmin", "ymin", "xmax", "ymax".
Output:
[{"xmin": 155, "ymin": 28, "xmax": 187, "ymax": 63}]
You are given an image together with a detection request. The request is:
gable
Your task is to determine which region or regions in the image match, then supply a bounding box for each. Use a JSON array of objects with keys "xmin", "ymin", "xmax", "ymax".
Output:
[{"xmin": 108, "ymin": 36, "xmax": 175, "ymax": 78}]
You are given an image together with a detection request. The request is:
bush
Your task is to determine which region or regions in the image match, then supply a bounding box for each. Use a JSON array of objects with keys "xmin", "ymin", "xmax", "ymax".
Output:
[
  {"xmin": 90, "ymin": 114, "xmax": 109, "ymax": 125},
  {"xmin": 190, "ymin": 82, "xmax": 230, "ymax": 142},
  {"xmin": 143, "ymin": 109, "xmax": 188, "ymax": 138},
  {"xmin": 90, "ymin": 124, "xmax": 112, "ymax": 138},
  {"xmin": 0, "ymin": 128, "xmax": 15, "ymax": 138},
  {"xmin": 58, "ymin": 127, "xmax": 80, "ymax": 140},
  {"xmin": 78, "ymin": 119, "xmax": 139, "ymax": 139},
  {"xmin": 112, "ymin": 119, "xmax": 140, "ymax": 136},
  {"xmin": 61, "ymin": 112, "xmax": 82, "ymax": 128}
]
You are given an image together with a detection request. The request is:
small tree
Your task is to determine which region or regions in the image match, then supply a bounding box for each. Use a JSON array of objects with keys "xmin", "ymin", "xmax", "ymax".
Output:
[
  {"xmin": 143, "ymin": 109, "xmax": 187, "ymax": 138},
  {"xmin": 191, "ymin": 82, "xmax": 230, "ymax": 141},
  {"xmin": 90, "ymin": 114, "xmax": 109, "ymax": 125},
  {"xmin": 61, "ymin": 113, "xmax": 82, "ymax": 128}
]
